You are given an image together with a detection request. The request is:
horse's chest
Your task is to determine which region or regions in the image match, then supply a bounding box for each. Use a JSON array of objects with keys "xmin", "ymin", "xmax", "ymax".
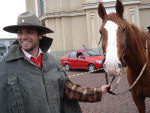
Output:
[{"xmin": 130, "ymin": 77, "xmax": 150, "ymax": 96}]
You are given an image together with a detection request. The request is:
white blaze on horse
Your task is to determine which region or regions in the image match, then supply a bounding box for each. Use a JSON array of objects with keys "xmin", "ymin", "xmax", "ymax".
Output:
[{"xmin": 98, "ymin": 0, "xmax": 150, "ymax": 113}]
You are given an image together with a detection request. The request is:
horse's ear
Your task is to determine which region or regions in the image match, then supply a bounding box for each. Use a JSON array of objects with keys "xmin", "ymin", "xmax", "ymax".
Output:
[
  {"xmin": 98, "ymin": 3, "xmax": 107, "ymax": 20},
  {"xmin": 116, "ymin": 0, "xmax": 124, "ymax": 18}
]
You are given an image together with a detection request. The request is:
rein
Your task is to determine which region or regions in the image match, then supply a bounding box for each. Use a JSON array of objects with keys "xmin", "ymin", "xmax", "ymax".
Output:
[{"xmin": 106, "ymin": 40, "xmax": 149, "ymax": 95}]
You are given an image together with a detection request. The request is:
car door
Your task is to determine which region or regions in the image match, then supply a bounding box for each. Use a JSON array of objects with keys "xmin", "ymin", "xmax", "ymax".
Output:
[
  {"xmin": 68, "ymin": 51, "xmax": 78, "ymax": 69},
  {"xmin": 76, "ymin": 52, "xmax": 89, "ymax": 69}
]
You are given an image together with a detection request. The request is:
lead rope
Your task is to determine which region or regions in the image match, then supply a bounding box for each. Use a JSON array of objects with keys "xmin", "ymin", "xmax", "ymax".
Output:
[
  {"xmin": 128, "ymin": 40, "xmax": 148, "ymax": 90},
  {"xmin": 106, "ymin": 40, "xmax": 148, "ymax": 95},
  {"xmin": 105, "ymin": 66, "xmax": 123, "ymax": 95}
]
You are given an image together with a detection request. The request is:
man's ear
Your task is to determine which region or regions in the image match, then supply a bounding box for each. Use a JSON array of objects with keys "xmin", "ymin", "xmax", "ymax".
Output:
[{"xmin": 39, "ymin": 33, "xmax": 45, "ymax": 40}]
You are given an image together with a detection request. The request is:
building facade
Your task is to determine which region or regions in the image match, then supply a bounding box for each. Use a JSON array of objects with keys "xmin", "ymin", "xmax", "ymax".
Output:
[{"xmin": 25, "ymin": 0, "xmax": 150, "ymax": 58}]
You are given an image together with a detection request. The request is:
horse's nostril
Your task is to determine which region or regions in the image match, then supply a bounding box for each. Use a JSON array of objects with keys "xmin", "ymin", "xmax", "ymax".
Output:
[{"xmin": 118, "ymin": 63, "xmax": 122, "ymax": 68}]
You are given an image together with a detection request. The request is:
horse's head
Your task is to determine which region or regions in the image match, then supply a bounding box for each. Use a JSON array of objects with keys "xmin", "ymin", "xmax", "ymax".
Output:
[{"xmin": 98, "ymin": 0, "xmax": 127, "ymax": 76}]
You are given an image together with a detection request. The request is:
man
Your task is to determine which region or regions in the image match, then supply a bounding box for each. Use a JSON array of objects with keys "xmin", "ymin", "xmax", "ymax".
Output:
[
  {"xmin": 81, "ymin": 45, "xmax": 86, "ymax": 50},
  {"xmin": 0, "ymin": 12, "xmax": 110, "ymax": 113}
]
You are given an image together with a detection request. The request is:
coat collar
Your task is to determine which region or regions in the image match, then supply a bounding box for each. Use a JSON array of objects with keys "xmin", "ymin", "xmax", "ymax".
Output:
[{"xmin": 5, "ymin": 44, "xmax": 24, "ymax": 61}]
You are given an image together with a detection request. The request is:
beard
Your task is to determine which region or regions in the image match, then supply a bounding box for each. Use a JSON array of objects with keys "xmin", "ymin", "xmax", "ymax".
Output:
[{"xmin": 19, "ymin": 38, "xmax": 40, "ymax": 54}]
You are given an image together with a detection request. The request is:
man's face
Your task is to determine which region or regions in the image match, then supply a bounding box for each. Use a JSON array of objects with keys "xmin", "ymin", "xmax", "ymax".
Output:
[{"xmin": 17, "ymin": 27, "xmax": 43, "ymax": 53}]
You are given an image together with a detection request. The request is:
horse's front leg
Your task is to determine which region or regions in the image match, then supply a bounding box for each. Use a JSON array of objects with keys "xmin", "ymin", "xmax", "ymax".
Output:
[{"xmin": 132, "ymin": 93, "xmax": 146, "ymax": 113}]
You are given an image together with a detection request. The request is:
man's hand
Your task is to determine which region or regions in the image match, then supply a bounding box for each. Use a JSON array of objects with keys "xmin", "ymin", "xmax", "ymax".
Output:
[{"xmin": 101, "ymin": 85, "xmax": 110, "ymax": 95}]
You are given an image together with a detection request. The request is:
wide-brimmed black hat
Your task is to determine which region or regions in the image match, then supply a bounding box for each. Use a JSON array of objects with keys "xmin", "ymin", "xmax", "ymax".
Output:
[{"xmin": 3, "ymin": 11, "xmax": 53, "ymax": 34}]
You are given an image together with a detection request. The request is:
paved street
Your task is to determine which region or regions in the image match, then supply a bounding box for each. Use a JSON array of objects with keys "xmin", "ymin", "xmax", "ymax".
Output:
[{"xmin": 66, "ymin": 69, "xmax": 150, "ymax": 113}]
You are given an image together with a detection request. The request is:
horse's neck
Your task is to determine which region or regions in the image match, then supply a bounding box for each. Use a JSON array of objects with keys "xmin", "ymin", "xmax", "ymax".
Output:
[{"xmin": 124, "ymin": 26, "xmax": 147, "ymax": 74}]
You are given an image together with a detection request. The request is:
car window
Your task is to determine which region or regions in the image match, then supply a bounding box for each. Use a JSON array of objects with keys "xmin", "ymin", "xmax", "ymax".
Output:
[
  {"xmin": 77, "ymin": 52, "xmax": 84, "ymax": 58},
  {"xmin": 83, "ymin": 50, "xmax": 100, "ymax": 56},
  {"xmin": 69, "ymin": 52, "xmax": 76, "ymax": 58}
]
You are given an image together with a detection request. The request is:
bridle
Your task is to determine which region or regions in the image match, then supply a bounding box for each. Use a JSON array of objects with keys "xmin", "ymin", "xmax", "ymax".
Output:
[{"xmin": 98, "ymin": 25, "xmax": 149, "ymax": 95}]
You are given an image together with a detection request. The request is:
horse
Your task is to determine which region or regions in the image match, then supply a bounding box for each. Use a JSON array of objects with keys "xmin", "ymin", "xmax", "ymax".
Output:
[{"xmin": 98, "ymin": 0, "xmax": 150, "ymax": 113}]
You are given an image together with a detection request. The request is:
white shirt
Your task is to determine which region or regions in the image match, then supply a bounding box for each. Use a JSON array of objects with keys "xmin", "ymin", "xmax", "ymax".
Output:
[{"xmin": 22, "ymin": 48, "xmax": 42, "ymax": 59}]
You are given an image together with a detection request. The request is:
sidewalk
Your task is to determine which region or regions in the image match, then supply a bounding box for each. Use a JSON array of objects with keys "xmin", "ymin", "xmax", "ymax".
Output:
[{"xmin": 66, "ymin": 71, "xmax": 150, "ymax": 113}]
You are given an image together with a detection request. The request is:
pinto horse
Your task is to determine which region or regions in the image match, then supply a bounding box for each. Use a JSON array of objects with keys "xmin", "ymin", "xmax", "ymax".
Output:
[{"xmin": 98, "ymin": 0, "xmax": 150, "ymax": 113}]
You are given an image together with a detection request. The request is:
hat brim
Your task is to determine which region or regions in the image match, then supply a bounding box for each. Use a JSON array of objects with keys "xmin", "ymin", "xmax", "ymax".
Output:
[{"xmin": 3, "ymin": 25, "xmax": 54, "ymax": 34}]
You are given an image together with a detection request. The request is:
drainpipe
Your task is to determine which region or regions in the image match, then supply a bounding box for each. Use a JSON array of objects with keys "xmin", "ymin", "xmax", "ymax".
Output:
[{"xmin": 34, "ymin": 0, "xmax": 39, "ymax": 17}]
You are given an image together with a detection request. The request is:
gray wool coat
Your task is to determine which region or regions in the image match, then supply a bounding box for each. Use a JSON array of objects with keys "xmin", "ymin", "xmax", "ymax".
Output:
[{"xmin": 0, "ymin": 37, "xmax": 82, "ymax": 113}]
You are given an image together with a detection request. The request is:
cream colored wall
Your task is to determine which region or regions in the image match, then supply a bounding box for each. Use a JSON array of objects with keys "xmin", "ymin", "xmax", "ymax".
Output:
[
  {"xmin": 69, "ymin": 0, "xmax": 84, "ymax": 11},
  {"xmin": 139, "ymin": 0, "xmax": 150, "ymax": 30},
  {"xmin": 26, "ymin": 0, "xmax": 36, "ymax": 14},
  {"xmin": 25, "ymin": 0, "xmax": 42, "ymax": 16},
  {"xmin": 71, "ymin": 16, "xmax": 88, "ymax": 49},
  {"xmin": 124, "ymin": 4, "xmax": 140, "ymax": 27},
  {"xmin": 45, "ymin": 16, "xmax": 68, "ymax": 51},
  {"xmin": 60, "ymin": 0, "xmax": 71, "ymax": 12},
  {"xmin": 139, "ymin": 8, "xmax": 150, "ymax": 30},
  {"xmin": 141, "ymin": 0, "xmax": 150, "ymax": 4},
  {"xmin": 25, "ymin": 0, "xmax": 150, "ymax": 52},
  {"xmin": 45, "ymin": 0, "xmax": 61, "ymax": 13},
  {"xmin": 84, "ymin": 0, "xmax": 101, "ymax": 3},
  {"xmin": 46, "ymin": 15, "xmax": 88, "ymax": 51},
  {"xmin": 85, "ymin": 9, "xmax": 101, "ymax": 49},
  {"xmin": 45, "ymin": 0, "xmax": 84, "ymax": 13}
]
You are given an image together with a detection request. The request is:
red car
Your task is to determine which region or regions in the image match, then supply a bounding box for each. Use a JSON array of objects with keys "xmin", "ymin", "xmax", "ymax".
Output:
[{"xmin": 60, "ymin": 50, "xmax": 104, "ymax": 72}]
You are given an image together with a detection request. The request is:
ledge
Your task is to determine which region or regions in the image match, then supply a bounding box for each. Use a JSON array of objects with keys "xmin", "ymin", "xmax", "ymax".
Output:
[
  {"xmin": 40, "ymin": 11, "xmax": 86, "ymax": 20},
  {"xmin": 139, "ymin": 4, "xmax": 150, "ymax": 9},
  {"xmin": 82, "ymin": 0, "xmax": 141, "ymax": 10},
  {"xmin": 40, "ymin": 0, "xmax": 142, "ymax": 20}
]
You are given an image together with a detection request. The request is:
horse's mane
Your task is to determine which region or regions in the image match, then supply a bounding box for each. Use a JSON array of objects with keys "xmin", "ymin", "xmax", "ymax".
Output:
[{"xmin": 124, "ymin": 18, "xmax": 150, "ymax": 58}]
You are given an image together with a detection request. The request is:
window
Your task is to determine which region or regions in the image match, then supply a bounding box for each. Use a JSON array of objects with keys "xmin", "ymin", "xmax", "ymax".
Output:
[
  {"xmin": 77, "ymin": 52, "xmax": 84, "ymax": 58},
  {"xmin": 69, "ymin": 52, "xmax": 76, "ymax": 58},
  {"xmin": 83, "ymin": 50, "xmax": 100, "ymax": 56}
]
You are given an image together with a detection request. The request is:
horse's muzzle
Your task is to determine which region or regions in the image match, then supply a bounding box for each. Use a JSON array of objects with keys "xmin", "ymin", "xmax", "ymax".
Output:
[{"xmin": 103, "ymin": 62, "xmax": 122, "ymax": 76}]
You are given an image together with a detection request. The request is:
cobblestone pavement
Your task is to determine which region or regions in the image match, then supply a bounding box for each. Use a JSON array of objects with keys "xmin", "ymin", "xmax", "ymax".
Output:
[{"xmin": 66, "ymin": 69, "xmax": 150, "ymax": 113}]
